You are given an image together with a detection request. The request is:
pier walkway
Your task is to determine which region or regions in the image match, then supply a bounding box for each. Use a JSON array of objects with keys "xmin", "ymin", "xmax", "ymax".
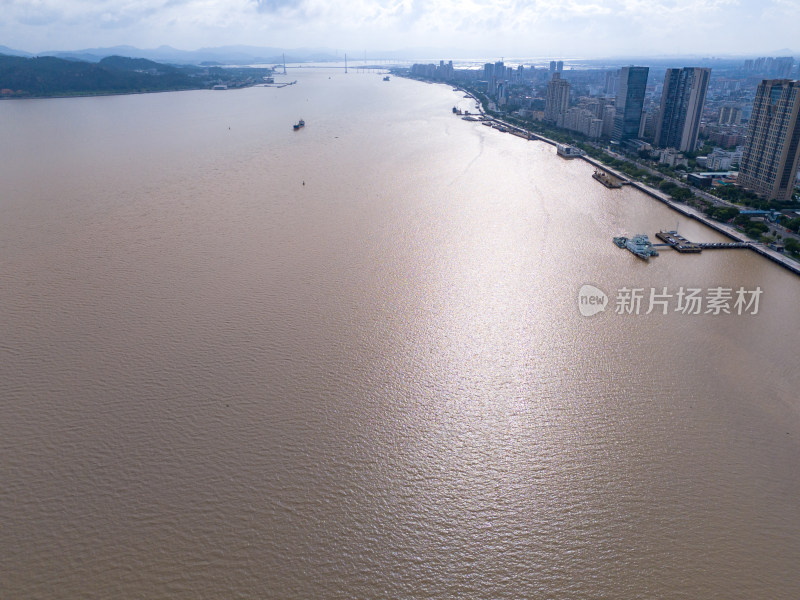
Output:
[{"xmin": 655, "ymin": 230, "xmax": 752, "ymax": 253}]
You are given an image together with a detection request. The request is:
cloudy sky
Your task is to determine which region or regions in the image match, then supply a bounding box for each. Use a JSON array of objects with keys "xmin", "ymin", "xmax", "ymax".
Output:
[{"xmin": 2, "ymin": 0, "xmax": 798, "ymax": 57}]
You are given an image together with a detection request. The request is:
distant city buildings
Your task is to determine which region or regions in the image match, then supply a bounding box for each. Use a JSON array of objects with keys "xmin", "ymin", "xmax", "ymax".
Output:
[
  {"xmin": 405, "ymin": 58, "xmax": 800, "ymax": 201},
  {"xmin": 702, "ymin": 146, "xmax": 744, "ymax": 171},
  {"xmin": 604, "ymin": 70, "xmax": 619, "ymax": 97},
  {"xmin": 738, "ymin": 79, "xmax": 800, "ymax": 202},
  {"xmin": 602, "ymin": 104, "xmax": 616, "ymax": 137},
  {"xmin": 559, "ymin": 106, "xmax": 603, "ymax": 138},
  {"xmin": 439, "ymin": 60, "xmax": 454, "ymax": 81},
  {"xmin": 718, "ymin": 104, "xmax": 742, "ymax": 125},
  {"xmin": 654, "ymin": 67, "xmax": 710, "ymax": 152},
  {"xmin": 743, "ymin": 57, "xmax": 795, "ymax": 78},
  {"xmin": 493, "ymin": 60, "xmax": 505, "ymax": 94},
  {"xmin": 638, "ymin": 102, "xmax": 657, "ymax": 141},
  {"xmin": 612, "ymin": 66, "xmax": 649, "ymax": 143},
  {"xmin": 703, "ymin": 124, "xmax": 746, "ymax": 148},
  {"xmin": 658, "ymin": 148, "xmax": 689, "ymax": 168}
]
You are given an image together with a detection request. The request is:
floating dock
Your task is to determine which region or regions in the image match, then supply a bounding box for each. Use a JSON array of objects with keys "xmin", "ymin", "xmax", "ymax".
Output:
[
  {"xmin": 592, "ymin": 169, "xmax": 624, "ymax": 188},
  {"xmin": 556, "ymin": 144, "xmax": 585, "ymax": 159}
]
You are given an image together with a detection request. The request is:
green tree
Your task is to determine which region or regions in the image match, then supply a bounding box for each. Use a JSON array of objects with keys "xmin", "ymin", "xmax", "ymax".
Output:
[
  {"xmin": 785, "ymin": 217, "xmax": 800, "ymax": 233},
  {"xmin": 708, "ymin": 206, "xmax": 740, "ymax": 221},
  {"xmin": 744, "ymin": 222, "xmax": 769, "ymax": 238},
  {"xmin": 784, "ymin": 237, "xmax": 800, "ymax": 256},
  {"xmin": 659, "ymin": 180, "xmax": 678, "ymax": 193},
  {"xmin": 670, "ymin": 187, "xmax": 695, "ymax": 202}
]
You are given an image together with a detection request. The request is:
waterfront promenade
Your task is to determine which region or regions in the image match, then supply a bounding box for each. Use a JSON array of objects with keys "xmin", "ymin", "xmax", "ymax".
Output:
[{"xmin": 450, "ymin": 84, "xmax": 800, "ymax": 277}]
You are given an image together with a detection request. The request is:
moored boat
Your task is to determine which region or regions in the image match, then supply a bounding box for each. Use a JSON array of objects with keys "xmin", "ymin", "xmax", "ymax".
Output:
[
  {"xmin": 613, "ymin": 234, "xmax": 659, "ymax": 260},
  {"xmin": 626, "ymin": 234, "xmax": 658, "ymax": 260}
]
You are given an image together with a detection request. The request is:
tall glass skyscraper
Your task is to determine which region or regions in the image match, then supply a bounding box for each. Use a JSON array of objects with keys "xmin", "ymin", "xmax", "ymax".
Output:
[
  {"xmin": 612, "ymin": 66, "xmax": 649, "ymax": 143},
  {"xmin": 654, "ymin": 67, "xmax": 710, "ymax": 152},
  {"xmin": 738, "ymin": 79, "xmax": 800, "ymax": 202}
]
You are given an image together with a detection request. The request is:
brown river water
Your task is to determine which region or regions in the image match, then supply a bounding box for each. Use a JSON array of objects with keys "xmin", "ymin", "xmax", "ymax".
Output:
[{"xmin": 1, "ymin": 69, "xmax": 799, "ymax": 598}]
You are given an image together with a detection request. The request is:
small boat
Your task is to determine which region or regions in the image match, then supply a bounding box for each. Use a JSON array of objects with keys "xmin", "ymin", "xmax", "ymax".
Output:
[
  {"xmin": 293, "ymin": 119, "xmax": 305, "ymax": 130},
  {"xmin": 383, "ymin": 76, "xmax": 390, "ymax": 81}
]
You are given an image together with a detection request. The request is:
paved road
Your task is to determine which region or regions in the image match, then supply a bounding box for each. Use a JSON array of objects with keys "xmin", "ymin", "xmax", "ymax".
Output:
[{"xmin": 591, "ymin": 144, "xmax": 800, "ymax": 247}]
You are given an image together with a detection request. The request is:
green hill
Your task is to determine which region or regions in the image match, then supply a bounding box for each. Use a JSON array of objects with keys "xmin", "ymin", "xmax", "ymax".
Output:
[{"xmin": 0, "ymin": 54, "xmax": 269, "ymax": 98}]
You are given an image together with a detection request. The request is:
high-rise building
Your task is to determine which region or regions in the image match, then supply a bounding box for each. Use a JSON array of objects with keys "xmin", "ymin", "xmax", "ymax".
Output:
[
  {"xmin": 718, "ymin": 105, "xmax": 743, "ymax": 125},
  {"xmin": 654, "ymin": 67, "xmax": 710, "ymax": 152},
  {"xmin": 773, "ymin": 57, "xmax": 794, "ymax": 78},
  {"xmin": 545, "ymin": 72, "xmax": 570, "ymax": 123},
  {"xmin": 612, "ymin": 66, "xmax": 649, "ymax": 143},
  {"xmin": 738, "ymin": 79, "xmax": 800, "ymax": 202},
  {"xmin": 602, "ymin": 104, "xmax": 616, "ymax": 137},
  {"xmin": 481, "ymin": 63, "xmax": 493, "ymax": 94},
  {"xmin": 489, "ymin": 60, "xmax": 505, "ymax": 96},
  {"xmin": 639, "ymin": 107, "xmax": 656, "ymax": 142},
  {"xmin": 604, "ymin": 70, "xmax": 619, "ymax": 96},
  {"xmin": 496, "ymin": 82, "xmax": 507, "ymax": 105},
  {"xmin": 556, "ymin": 61, "xmax": 564, "ymax": 73}
]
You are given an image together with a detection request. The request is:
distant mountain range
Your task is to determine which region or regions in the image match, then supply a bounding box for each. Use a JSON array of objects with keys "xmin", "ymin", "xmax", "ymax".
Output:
[
  {"xmin": 0, "ymin": 45, "xmax": 32, "ymax": 58},
  {"xmin": 0, "ymin": 44, "xmax": 345, "ymax": 65},
  {"xmin": 1, "ymin": 43, "xmax": 796, "ymax": 69}
]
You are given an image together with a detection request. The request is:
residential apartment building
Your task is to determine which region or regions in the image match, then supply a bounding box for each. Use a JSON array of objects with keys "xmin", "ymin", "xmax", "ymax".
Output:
[
  {"xmin": 654, "ymin": 67, "xmax": 710, "ymax": 152},
  {"xmin": 738, "ymin": 79, "xmax": 800, "ymax": 201},
  {"xmin": 544, "ymin": 72, "xmax": 570, "ymax": 123}
]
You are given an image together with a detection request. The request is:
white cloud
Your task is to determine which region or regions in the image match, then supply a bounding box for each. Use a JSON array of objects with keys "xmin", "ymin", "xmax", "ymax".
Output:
[{"xmin": 0, "ymin": 0, "xmax": 797, "ymax": 56}]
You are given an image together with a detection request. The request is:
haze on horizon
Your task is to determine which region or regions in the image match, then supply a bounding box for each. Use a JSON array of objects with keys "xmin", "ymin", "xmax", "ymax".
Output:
[{"xmin": 2, "ymin": 0, "xmax": 798, "ymax": 59}]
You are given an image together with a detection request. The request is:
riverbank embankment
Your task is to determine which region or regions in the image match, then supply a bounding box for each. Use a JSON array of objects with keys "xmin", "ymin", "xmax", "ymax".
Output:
[{"xmin": 442, "ymin": 81, "xmax": 800, "ymax": 277}]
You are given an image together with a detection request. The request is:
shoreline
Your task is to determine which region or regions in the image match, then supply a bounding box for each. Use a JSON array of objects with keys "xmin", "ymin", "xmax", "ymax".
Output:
[
  {"xmin": 443, "ymin": 79, "xmax": 800, "ymax": 278},
  {"xmin": 0, "ymin": 85, "xmax": 256, "ymax": 101}
]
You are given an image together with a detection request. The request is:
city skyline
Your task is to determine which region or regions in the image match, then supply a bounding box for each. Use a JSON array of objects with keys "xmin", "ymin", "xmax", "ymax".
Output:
[{"xmin": 1, "ymin": 0, "xmax": 799, "ymax": 59}]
